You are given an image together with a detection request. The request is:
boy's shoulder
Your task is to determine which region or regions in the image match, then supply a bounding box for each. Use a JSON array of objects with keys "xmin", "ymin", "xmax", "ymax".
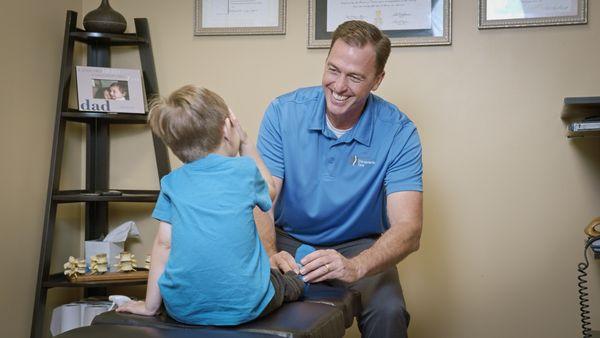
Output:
[
  {"xmin": 160, "ymin": 155, "xmax": 258, "ymax": 184},
  {"xmin": 232, "ymin": 156, "xmax": 259, "ymax": 174}
]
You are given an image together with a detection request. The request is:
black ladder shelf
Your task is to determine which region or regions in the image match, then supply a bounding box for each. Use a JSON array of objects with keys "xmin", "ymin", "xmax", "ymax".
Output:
[{"xmin": 30, "ymin": 11, "xmax": 170, "ymax": 338}]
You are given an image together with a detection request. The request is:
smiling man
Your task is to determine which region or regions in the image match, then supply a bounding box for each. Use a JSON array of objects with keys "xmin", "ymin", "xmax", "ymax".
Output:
[{"xmin": 256, "ymin": 20, "xmax": 423, "ymax": 338}]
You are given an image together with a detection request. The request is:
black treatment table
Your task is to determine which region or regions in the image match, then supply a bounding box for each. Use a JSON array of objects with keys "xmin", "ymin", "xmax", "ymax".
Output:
[{"xmin": 56, "ymin": 283, "xmax": 360, "ymax": 338}]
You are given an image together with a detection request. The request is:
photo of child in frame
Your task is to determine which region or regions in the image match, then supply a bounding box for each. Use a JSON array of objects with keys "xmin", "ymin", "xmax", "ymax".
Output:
[
  {"xmin": 77, "ymin": 66, "xmax": 144, "ymax": 114},
  {"xmin": 93, "ymin": 79, "xmax": 130, "ymax": 101}
]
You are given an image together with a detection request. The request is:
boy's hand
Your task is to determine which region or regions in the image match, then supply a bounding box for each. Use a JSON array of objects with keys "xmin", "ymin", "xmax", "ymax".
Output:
[{"xmin": 116, "ymin": 300, "xmax": 157, "ymax": 316}]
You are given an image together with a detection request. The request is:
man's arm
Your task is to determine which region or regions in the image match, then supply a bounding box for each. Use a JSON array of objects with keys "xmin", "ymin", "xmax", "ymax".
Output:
[
  {"xmin": 231, "ymin": 113, "xmax": 276, "ymax": 200},
  {"xmin": 254, "ymin": 177, "xmax": 301, "ymax": 274},
  {"xmin": 301, "ymin": 191, "xmax": 422, "ymax": 283}
]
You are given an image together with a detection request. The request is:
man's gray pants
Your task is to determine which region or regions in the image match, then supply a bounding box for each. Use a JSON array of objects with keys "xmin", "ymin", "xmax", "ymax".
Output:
[{"xmin": 276, "ymin": 229, "xmax": 410, "ymax": 338}]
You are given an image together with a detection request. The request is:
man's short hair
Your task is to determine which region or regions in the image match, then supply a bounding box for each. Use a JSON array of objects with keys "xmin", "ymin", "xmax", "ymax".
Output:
[
  {"xmin": 330, "ymin": 20, "xmax": 391, "ymax": 75},
  {"xmin": 148, "ymin": 85, "xmax": 229, "ymax": 163}
]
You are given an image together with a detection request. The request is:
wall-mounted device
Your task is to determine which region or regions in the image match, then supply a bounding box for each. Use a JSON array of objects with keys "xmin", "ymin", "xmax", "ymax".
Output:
[{"xmin": 579, "ymin": 217, "xmax": 600, "ymax": 338}]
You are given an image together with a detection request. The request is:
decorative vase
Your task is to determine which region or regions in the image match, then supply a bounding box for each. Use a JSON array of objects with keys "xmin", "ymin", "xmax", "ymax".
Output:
[{"xmin": 83, "ymin": 0, "xmax": 127, "ymax": 34}]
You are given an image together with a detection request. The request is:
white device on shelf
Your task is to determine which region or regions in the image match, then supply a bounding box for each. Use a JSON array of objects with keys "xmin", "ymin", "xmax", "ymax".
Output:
[{"xmin": 108, "ymin": 295, "xmax": 133, "ymax": 311}]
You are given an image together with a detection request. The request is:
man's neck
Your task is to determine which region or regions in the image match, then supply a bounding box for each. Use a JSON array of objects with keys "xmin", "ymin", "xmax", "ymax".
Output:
[{"xmin": 326, "ymin": 109, "xmax": 363, "ymax": 130}]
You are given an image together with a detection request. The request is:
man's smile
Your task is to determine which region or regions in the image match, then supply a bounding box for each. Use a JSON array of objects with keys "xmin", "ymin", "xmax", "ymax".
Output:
[{"xmin": 331, "ymin": 91, "xmax": 349, "ymax": 103}]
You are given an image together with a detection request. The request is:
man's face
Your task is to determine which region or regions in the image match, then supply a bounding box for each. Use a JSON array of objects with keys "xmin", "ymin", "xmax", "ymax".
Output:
[{"xmin": 322, "ymin": 39, "xmax": 384, "ymax": 127}]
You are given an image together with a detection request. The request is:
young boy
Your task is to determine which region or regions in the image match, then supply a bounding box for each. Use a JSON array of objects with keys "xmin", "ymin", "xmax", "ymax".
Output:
[
  {"xmin": 116, "ymin": 85, "xmax": 303, "ymax": 325},
  {"xmin": 108, "ymin": 82, "xmax": 127, "ymax": 100}
]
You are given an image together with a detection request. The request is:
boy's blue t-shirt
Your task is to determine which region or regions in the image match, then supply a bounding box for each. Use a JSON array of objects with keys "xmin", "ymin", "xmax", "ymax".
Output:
[{"xmin": 152, "ymin": 154, "xmax": 274, "ymax": 326}]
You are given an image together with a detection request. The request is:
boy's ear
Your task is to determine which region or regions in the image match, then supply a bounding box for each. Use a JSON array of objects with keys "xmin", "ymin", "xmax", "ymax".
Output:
[{"xmin": 222, "ymin": 117, "xmax": 232, "ymax": 141}]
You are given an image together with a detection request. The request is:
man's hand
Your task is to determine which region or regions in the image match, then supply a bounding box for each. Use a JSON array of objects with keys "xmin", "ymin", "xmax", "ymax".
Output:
[
  {"xmin": 116, "ymin": 300, "xmax": 157, "ymax": 316},
  {"xmin": 270, "ymin": 251, "xmax": 300, "ymax": 274},
  {"xmin": 300, "ymin": 249, "xmax": 363, "ymax": 283}
]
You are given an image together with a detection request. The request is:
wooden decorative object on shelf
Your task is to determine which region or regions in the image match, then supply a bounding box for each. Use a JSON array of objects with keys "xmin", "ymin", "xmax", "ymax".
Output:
[
  {"xmin": 63, "ymin": 256, "xmax": 86, "ymax": 279},
  {"xmin": 114, "ymin": 251, "xmax": 137, "ymax": 272},
  {"xmin": 90, "ymin": 253, "xmax": 108, "ymax": 274},
  {"xmin": 30, "ymin": 11, "xmax": 171, "ymax": 338}
]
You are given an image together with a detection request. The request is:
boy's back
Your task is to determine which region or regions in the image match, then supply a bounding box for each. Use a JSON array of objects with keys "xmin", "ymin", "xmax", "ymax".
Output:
[
  {"xmin": 116, "ymin": 85, "xmax": 303, "ymax": 325},
  {"xmin": 153, "ymin": 154, "xmax": 274, "ymax": 325}
]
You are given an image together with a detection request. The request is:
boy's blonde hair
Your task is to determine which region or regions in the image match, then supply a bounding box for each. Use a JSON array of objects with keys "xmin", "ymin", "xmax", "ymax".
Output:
[{"xmin": 148, "ymin": 85, "xmax": 229, "ymax": 163}]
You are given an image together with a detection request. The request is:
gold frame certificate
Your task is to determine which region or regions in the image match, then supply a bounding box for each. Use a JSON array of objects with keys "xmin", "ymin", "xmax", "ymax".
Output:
[{"xmin": 195, "ymin": 0, "xmax": 286, "ymax": 35}]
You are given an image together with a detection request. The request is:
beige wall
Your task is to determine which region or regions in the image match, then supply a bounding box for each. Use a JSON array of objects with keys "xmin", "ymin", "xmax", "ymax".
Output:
[
  {"xmin": 0, "ymin": 0, "xmax": 84, "ymax": 337},
  {"xmin": 3, "ymin": 0, "xmax": 600, "ymax": 337},
  {"xmin": 100, "ymin": 1, "xmax": 600, "ymax": 336}
]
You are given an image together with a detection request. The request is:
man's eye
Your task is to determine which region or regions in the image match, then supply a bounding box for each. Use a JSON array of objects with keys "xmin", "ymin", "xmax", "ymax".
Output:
[
  {"xmin": 350, "ymin": 76, "xmax": 362, "ymax": 83},
  {"xmin": 328, "ymin": 67, "xmax": 338, "ymax": 73}
]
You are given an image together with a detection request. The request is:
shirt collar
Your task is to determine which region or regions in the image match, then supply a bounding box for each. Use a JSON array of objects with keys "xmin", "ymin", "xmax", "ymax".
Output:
[
  {"xmin": 308, "ymin": 90, "xmax": 374, "ymax": 146},
  {"xmin": 187, "ymin": 153, "xmax": 228, "ymax": 170}
]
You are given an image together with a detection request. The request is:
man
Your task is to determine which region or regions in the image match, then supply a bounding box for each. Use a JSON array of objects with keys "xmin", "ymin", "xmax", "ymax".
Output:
[{"xmin": 256, "ymin": 20, "xmax": 422, "ymax": 338}]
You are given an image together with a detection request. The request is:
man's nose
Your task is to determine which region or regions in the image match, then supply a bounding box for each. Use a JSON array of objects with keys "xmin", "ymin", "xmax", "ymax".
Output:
[{"xmin": 333, "ymin": 75, "xmax": 348, "ymax": 93}]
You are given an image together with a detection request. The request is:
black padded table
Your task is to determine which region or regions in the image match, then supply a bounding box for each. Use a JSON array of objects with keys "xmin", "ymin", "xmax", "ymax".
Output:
[
  {"xmin": 55, "ymin": 324, "xmax": 276, "ymax": 338},
  {"xmin": 57, "ymin": 284, "xmax": 360, "ymax": 338}
]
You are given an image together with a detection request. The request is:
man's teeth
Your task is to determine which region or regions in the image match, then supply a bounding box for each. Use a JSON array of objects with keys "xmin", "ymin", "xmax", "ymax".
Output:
[{"xmin": 332, "ymin": 92, "xmax": 348, "ymax": 101}]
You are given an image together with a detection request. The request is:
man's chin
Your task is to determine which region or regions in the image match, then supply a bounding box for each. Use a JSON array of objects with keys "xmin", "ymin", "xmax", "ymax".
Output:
[{"xmin": 326, "ymin": 104, "xmax": 345, "ymax": 117}]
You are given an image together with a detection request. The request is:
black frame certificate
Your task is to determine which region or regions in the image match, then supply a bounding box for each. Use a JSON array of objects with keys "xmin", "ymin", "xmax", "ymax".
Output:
[{"xmin": 308, "ymin": 0, "xmax": 452, "ymax": 48}]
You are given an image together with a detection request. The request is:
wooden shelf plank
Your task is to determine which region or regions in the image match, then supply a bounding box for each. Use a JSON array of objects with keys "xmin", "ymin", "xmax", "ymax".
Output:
[
  {"xmin": 562, "ymin": 96, "xmax": 600, "ymax": 121},
  {"xmin": 70, "ymin": 30, "xmax": 146, "ymax": 46},
  {"xmin": 43, "ymin": 271, "xmax": 148, "ymax": 288},
  {"xmin": 62, "ymin": 110, "xmax": 148, "ymax": 124},
  {"xmin": 52, "ymin": 190, "xmax": 159, "ymax": 203}
]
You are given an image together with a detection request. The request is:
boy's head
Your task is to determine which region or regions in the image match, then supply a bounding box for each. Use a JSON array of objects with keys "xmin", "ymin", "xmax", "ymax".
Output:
[
  {"xmin": 148, "ymin": 85, "xmax": 231, "ymax": 163},
  {"xmin": 109, "ymin": 82, "xmax": 127, "ymax": 100}
]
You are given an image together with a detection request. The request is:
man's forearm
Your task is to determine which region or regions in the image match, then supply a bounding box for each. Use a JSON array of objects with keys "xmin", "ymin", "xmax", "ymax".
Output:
[
  {"xmin": 254, "ymin": 207, "xmax": 277, "ymax": 256},
  {"xmin": 352, "ymin": 191, "xmax": 423, "ymax": 279},
  {"xmin": 351, "ymin": 222, "xmax": 421, "ymax": 279},
  {"xmin": 241, "ymin": 144, "xmax": 276, "ymax": 200}
]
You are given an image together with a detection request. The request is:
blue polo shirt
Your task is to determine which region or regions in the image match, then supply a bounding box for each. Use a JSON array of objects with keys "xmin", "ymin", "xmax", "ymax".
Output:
[{"xmin": 257, "ymin": 86, "xmax": 422, "ymax": 246}]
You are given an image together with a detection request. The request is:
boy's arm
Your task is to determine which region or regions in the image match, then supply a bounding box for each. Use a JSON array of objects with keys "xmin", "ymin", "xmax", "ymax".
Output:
[
  {"xmin": 231, "ymin": 113, "xmax": 276, "ymax": 200},
  {"xmin": 117, "ymin": 221, "xmax": 172, "ymax": 315}
]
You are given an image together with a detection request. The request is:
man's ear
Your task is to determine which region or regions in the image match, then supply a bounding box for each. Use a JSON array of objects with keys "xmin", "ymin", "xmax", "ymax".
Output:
[{"xmin": 371, "ymin": 71, "xmax": 385, "ymax": 92}]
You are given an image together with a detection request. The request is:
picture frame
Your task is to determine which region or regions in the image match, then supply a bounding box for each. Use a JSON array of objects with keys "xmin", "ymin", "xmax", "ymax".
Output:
[
  {"xmin": 194, "ymin": 0, "xmax": 286, "ymax": 36},
  {"xmin": 478, "ymin": 0, "xmax": 587, "ymax": 29},
  {"xmin": 76, "ymin": 66, "xmax": 145, "ymax": 114},
  {"xmin": 307, "ymin": 0, "xmax": 451, "ymax": 48}
]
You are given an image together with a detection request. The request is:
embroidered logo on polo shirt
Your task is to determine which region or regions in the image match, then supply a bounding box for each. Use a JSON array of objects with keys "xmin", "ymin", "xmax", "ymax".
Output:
[{"xmin": 350, "ymin": 155, "xmax": 376, "ymax": 167}]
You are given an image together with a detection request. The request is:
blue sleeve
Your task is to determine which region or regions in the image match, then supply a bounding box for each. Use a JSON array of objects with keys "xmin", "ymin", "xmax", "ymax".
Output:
[
  {"xmin": 254, "ymin": 166, "xmax": 272, "ymax": 212},
  {"xmin": 384, "ymin": 123, "xmax": 423, "ymax": 194},
  {"xmin": 257, "ymin": 100, "xmax": 284, "ymax": 179},
  {"xmin": 152, "ymin": 179, "xmax": 172, "ymax": 223}
]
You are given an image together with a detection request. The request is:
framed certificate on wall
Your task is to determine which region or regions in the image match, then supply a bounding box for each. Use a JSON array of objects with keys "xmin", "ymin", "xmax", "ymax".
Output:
[
  {"xmin": 478, "ymin": 0, "xmax": 587, "ymax": 29},
  {"xmin": 195, "ymin": 0, "xmax": 286, "ymax": 36},
  {"xmin": 308, "ymin": 0, "xmax": 452, "ymax": 48}
]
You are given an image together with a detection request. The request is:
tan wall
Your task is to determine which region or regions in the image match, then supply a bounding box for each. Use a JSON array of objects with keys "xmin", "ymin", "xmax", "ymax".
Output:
[
  {"xmin": 3, "ymin": 0, "xmax": 600, "ymax": 337},
  {"xmin": 98, "ymin": 1, "xmax": 599, "ymax": 337},
  {"xmin": 0, "ymin": 0, "xmax": 84, "ymax": 337},
  {"xmin": 99, "ymin": 1, "xmax": 600, "ymax": 336}
]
